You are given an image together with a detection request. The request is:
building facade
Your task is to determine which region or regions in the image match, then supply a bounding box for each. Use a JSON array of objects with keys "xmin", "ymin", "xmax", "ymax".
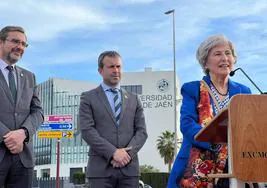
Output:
[
  {"xmin": 121, "ymin": 68, "xmax": 181, "ymax": 172},
  {"xmin": 34, "ymin": 69, "xmax": 181, "ymax": 177},
  {"xmin": 34, "ymin": 78, "xmax": 96, "ymax": 178}
]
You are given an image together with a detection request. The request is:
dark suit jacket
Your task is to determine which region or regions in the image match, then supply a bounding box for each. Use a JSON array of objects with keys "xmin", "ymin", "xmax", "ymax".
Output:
[
  {"xmin": 167, "ymin": 75, "xmax": 251, "ymax": 188},
  {"xmin": 0, "ymin": 65, "xmax": 43, "ymax": 168},
  {"xmin": 79, "ymin": 85, "xmax": 148, "ymax": 178}
]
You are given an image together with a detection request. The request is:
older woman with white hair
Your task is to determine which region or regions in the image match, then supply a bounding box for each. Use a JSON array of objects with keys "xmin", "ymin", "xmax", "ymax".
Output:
[{"xmin": 168, "ymin": 34, "xmax": 252, "ymax": 188}]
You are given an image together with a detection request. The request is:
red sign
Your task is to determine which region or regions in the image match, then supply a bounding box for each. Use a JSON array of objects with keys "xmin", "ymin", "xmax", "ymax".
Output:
[{"xmin": 44, "ymin": 115, "xmax": 72, "ymax": 123}]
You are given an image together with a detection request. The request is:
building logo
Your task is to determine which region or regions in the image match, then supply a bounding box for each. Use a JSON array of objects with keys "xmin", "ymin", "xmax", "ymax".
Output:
[{"xmin": 157, "ymin": 79, "xmax": 169, "ymax": 93}]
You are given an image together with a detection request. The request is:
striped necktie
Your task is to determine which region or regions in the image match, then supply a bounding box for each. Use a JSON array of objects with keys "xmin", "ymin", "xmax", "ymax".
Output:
[
  {"xmin": 6, "ymin": 66, "xmax": 17, "ymax": 101},
  {"xmin": 110, "ymin": 88, "xmax": 121, "ymax": 125}
]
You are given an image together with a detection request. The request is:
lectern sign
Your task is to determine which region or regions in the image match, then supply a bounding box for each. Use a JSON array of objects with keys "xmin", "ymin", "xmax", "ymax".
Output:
[
  {"xmin": 230, "ymin": 95, "xmax": 267, "ymax": 182},
  {"xmin": 242, "ymin": 151, "xmax": 267, "ymax": 159}
]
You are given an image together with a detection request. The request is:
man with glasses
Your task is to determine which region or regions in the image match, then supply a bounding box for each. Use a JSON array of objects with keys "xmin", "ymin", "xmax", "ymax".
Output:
[
  {"xmin": 0, "ymin": 25, "xmax": 43, "ymax": 187},
  {"xmin": 79, "ymin": 51, "xmax": 148, "ymax": 188}
]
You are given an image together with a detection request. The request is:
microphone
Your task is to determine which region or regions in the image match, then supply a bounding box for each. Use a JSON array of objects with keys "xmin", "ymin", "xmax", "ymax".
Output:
[{"xmin": 230, "ymin": 68, "xmax": 264, "ymax": 94}]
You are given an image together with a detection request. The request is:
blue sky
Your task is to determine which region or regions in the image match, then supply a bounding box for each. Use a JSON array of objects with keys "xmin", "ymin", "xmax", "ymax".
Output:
[{"xmin": 1, "ymin": 0, "xmax": 267, "ymax": 93}]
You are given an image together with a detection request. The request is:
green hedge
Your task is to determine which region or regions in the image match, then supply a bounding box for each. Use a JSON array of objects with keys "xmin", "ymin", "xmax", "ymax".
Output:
[
  {"xmin": 140, "ymin": 172, "xmax": 170, "ymax": 188},
  {"xmin": 73, "ymin": 172, "xmax": 85, "ymax": 184}
]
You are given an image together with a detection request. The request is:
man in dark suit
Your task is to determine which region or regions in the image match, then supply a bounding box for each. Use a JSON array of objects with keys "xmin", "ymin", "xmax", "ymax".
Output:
[
  {"xmin": 79, "ymin": 51, "xmax": 148, "ymax": 188},
  {"xmin": 0, "ymin": 26, "xmax": 43, "ymax": 187}
]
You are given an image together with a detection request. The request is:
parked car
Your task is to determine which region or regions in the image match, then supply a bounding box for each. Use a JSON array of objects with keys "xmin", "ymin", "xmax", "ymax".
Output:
[{"xmin": 139, "ymin": 180, "xmax": 152, "ymax": 188}]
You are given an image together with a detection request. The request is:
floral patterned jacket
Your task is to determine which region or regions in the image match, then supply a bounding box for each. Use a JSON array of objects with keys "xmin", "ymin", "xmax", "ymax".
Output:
[{"xmin": 167, "ymin": 75, "xmax": 251, "ymax": 188}]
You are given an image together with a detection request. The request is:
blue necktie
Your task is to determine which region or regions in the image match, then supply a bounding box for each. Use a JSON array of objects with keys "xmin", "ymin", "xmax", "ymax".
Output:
[
  {"xmin": 110, "ymin": 88, "xmax": 121, "ymax": 125},
  {"xmin": 6, "ymin": 66, "xmax": 17, "ymax": 101}
]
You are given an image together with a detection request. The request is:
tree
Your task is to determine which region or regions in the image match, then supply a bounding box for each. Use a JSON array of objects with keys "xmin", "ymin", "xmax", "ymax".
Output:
[
  {"xmin": 156, "ymin": 131, "xmax": 176, "ymax": 172},
  {"xmin": 140, "ymin": 164, "xmax": 159, "ymax": 173}
]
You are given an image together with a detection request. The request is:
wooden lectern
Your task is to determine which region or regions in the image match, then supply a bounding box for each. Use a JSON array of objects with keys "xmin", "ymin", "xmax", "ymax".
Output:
[{"xmin": 195, "ymin": 94, "xmax": 267, "ymax": 187}]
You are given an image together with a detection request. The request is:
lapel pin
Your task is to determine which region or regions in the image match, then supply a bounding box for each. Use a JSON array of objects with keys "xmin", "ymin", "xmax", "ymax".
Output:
[
  {"xmin": 20, "ymin": 73, "xmax": 23, "ymax": 77},
  {"xmin": 124, "ymin": 95, "xmax": 128, "ymax": 99}
]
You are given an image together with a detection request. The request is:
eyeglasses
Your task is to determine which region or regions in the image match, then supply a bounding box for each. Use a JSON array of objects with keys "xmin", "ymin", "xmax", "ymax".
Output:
[{"xmin": 5, "ymin": 38, "xmax": 28, "ymax": 48}]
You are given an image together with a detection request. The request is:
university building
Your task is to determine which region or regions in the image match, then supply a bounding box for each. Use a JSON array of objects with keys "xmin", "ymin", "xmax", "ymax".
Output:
[{"xmin": 34, "ymin": 68, "xmax": 181, "ymax": 178}]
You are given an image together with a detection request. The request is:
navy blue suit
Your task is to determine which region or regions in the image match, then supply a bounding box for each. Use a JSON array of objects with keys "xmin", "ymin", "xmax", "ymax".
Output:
[{"xmin": 167, "ymin": 75, "xmax": 251, "ymax": 188}]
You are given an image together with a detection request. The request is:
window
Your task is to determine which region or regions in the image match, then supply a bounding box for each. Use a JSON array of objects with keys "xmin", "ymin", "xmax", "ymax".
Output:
[{"xmin": 121, "ymin": 85, "xmax": 142, "ymax": 95}]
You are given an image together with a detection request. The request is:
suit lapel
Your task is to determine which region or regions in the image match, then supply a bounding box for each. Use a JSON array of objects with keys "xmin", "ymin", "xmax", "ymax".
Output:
[
  {"xmin": 120, "ymin": 88, "xmax": 128, "ymax": 122},
  {"xmin": 96, "ymin": 86, "xmax": 117, "ymax": 125},
  {"xmin": 0, "ymin": 69, "xmax": 14, "ymax": 103},
  {"xmin": 15, "ymin": 66, "xmax": 25, "ymax": 104}
]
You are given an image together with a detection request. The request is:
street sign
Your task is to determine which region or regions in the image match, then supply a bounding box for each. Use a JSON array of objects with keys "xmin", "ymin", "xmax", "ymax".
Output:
[
  {"xmin": 62, "ymin": 131, "xmax": 73, "ymax": 138},
  {"xmin": 38, "ymin": 115, "xmax": 74, "ymax": 139},
  {"xmin": 38, "ymin": 131, "xmax": 63, "ymax": 138},
  {"xmin": 38, "ymin": 131, "xmax": 73, "ymax": 139},
  {"xmin": 40, "ymin": 123, "xmax": 73, "ymax": 130},
  {"xmin": 44, "ymin": 115, "xmax": 72, "ymax": 122},
  {"xmin": 40, "ymin": 115, "xmax": 73, "ymax": 131}
]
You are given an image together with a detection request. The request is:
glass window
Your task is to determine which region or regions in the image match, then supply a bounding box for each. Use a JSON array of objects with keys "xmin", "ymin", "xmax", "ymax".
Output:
[{"xmin": 121, "ymin": 85, "xmax": 142, "ymax": 95}]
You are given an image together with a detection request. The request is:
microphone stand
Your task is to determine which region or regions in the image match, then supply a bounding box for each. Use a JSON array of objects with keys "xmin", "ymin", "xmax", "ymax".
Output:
[{"xmin": 230, "ymin": 68, "xmax": 265, "ymax": 94}]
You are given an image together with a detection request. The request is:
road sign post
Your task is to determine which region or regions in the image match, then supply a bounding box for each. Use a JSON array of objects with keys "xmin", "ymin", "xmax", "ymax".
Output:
[
  {"xmin": 56, "ymin": 139, "xmax": 60, "ymax": 188},
  {"xmin": 38, "ymin": 115, "xmax": 73, "ymax": 188}
]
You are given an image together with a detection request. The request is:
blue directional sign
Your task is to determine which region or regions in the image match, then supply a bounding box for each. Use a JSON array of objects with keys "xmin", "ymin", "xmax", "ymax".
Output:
[{"xmin": 40, "ymin": 123, "xmax": 73, "ymax": 130}]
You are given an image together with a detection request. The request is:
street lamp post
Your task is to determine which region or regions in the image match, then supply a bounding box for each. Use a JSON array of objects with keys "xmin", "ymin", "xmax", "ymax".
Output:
[{"xmin": 164, "ymin": 9, "xmax": 178, "ymax": 155}]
